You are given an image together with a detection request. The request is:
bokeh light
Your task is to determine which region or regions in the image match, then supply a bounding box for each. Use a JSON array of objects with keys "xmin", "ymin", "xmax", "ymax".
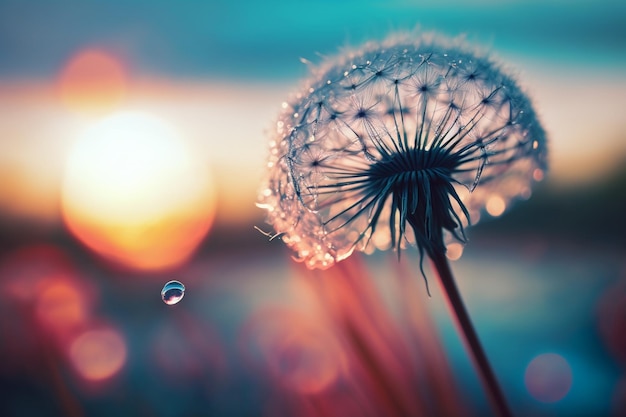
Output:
[
  {"xmin": 596, "ymin": 280, "xmax": 626, "ymax": 365},
  {"xmin": 61, "ymin": 111, "xmax": 216, "ymax": 271},
  {"xmin": 269, "ymin": 328, "xmax": 343, "ymax": 394},
  {"xmin": 35, "ymin": 278, "xmax": 88, "ymax": 336},
  {"xmin": 240, "ymin": 309, "xmax": 345, "ymax": 395},
  {"xmin": 0, "ymin": 245, "xmax": 76, "ymax": 303},
  {"xmin": 533, "ymin": 168, "xmax": 545, "ymax": 182},
  {"xmin": 69, "ymin": 328, "xmax": 127, "ymax": 381},
  {"xmin": 151, "ymin": 314, "xmax": 227, "ymax": 382},
  {"xmin": 486, "ymin": 195, "xmax": 507, "ymax": 217},
  {"xmin": 0, "ymin": 1, "xmax": 624, "ymax": 416},
  {"xmin": 524, "ymin": 353, "xmax": 573, "ymax": 403},
  {"xmin": 57, "ymin": 49, "xmax": 126, "ymax": 114},
  {"xmin": 446, "ymin": 242, "xmax": 464, "ymax": 261}
]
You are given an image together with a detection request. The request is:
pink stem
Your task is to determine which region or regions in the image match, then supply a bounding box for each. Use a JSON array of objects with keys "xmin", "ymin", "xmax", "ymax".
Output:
[{"xmin": 431, "ymin": 251, "xmax": 513, "ymax": 417}]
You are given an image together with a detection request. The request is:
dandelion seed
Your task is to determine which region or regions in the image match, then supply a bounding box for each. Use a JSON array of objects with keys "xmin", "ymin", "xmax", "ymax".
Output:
[
  {"xmin": 259, "ymin": 34, "xmax": 547, "ymax": 270},
  {"xmin": 259, "ymin": 33, "xmax": 547, "ymax": 417}
]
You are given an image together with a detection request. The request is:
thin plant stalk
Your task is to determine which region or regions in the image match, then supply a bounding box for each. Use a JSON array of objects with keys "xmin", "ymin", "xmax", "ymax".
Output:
[
  {"xmin": 259, "ymin": 33, "xmax": 547, "ymax": 417},
  {"xmin": 431, "ymin": 251, "xmax": 513, "ymax": 417},
  {"xmin": 303, "ymin": 255, "xmax": 469, "ymax": 417}
]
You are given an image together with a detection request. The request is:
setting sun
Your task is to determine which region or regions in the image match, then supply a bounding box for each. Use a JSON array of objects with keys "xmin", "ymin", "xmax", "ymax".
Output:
[{"xmin": 61, "ymin": 111, "xmax": 216, "ymax": 271}]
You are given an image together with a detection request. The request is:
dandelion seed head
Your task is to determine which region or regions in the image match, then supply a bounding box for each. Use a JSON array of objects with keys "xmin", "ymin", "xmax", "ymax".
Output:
[{"xmin": 259, "ymin": 34, "xmax": 548, "ymax": 269}]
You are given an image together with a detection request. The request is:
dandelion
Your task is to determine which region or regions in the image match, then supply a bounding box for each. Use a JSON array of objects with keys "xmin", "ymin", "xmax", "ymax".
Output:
[{"xmin": 258, "ymin": 33, "xmax": 547, "ymax": 417}]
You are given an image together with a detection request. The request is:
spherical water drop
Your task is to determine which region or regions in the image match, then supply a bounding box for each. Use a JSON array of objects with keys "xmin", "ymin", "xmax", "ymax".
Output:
[{"xmin": 161, "ymin": 280, "xmax": 185, "ymax": 305}]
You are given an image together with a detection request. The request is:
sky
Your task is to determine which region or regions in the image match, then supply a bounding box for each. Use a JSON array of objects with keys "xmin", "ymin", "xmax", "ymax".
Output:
[
  {"xmin": 0, "ymin": 0, "xmax": 625, "ymax": 228},
  {"xmin": 0, "ymin": 0, "xmax": 624, "ymax": 80}
]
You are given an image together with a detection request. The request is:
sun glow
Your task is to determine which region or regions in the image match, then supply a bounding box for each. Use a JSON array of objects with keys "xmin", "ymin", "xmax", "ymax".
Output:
[{"xmin": 61, "ymin": 111, "xmax": 216, "ymax": 271}]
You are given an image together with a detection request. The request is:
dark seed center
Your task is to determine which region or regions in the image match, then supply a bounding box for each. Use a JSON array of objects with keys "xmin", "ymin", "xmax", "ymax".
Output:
[
  {"xmin": 367, "ymin": 148, "xmax": 457, "ymax": 181},
  {"xmin": 365, "ymin": 148, "xmax": 467, "ymax": 256}
]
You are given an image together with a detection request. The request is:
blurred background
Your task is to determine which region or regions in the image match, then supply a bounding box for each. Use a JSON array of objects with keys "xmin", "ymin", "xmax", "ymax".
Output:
[{"xmin": 0, "ymin": 0, "xmax": 625, "ymax": 416}]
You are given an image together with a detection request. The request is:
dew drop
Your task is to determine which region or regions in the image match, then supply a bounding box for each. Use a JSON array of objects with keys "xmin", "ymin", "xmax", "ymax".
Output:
[{"xmin": 161, "ymin": 280, "xmax": 185, "ymax": 305}]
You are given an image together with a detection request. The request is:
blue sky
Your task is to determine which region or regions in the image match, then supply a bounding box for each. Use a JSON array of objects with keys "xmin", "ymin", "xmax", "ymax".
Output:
[{"xmin": 0, "ymin": 0, "xmax": 624, "ymax": 80}]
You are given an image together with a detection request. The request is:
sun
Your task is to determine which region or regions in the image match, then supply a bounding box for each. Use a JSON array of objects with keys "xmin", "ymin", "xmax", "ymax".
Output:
[{"xmin": 61, "ymin": 111, "xmax": 216, "ymax": 271}]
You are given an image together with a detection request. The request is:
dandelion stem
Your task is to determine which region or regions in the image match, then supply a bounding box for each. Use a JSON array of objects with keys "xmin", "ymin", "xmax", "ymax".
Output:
[{"xmin": 431, "ymin": 251, "xmax": 513, "ymax": 417}]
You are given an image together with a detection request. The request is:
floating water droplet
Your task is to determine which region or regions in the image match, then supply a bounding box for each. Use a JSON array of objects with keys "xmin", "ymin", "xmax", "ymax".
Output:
[{"xmin": 161, "ymin": 280, "xmax": 185, "ymax": 305}]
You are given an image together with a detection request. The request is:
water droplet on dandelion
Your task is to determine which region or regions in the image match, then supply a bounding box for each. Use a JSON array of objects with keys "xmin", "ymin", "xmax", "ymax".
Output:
[
  {"xmin": 161, "ymin": 280, "xmax": 185, "ymax": 305},
  {"xmin": 258, "ymin": 33, "xmax": 547, "ymax": 417},
  {"xmin": 258, "ymin": 33, "xmax": 547, "ymax": 268}
]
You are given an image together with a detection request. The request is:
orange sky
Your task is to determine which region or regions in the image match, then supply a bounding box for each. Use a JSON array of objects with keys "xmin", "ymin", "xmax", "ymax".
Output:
[{"xmin": 0, "ymin": 62, "xmax": 624, "ymax": 229}]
